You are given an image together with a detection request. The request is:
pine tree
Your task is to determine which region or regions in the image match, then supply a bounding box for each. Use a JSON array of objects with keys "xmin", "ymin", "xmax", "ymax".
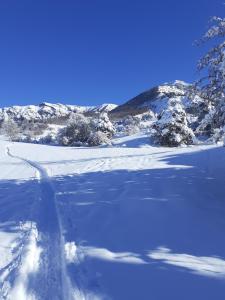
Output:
[{"xmin": 153, "ymin": 101, "xmax": 194, "ymax": 147}]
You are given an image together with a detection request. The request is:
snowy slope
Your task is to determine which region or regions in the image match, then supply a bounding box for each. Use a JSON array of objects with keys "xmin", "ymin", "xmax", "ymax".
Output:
[{"xmin": 1, "ymin": 135, "xmax": 225, "ymax": 299}]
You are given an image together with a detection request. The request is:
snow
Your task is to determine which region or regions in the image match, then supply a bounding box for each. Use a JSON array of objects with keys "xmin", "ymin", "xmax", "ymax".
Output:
[
  {"xmin": 8, "ymin": 222, "xmax": 41, "ymax": 300},
  {"xmin": 0, "ymin": 102, "xmax": 115, "ymax": 123},
  {"xmin": 1, "ymin": 134, "xmax": 225, "ymax": 299},
  {"xmin": 0, "ymin": 230, "xmax": 19, "ymax": 269},
  {"xmin": 89, "ymin": 104, "xmax": 118, "ymax": 113},
  {"xmin": 157, "ymin": 84, "xmax": 186, "ymax": 97},
  {"xmin": 148, "ymin": 247, "xmax": 225, "ymax": 278},
  {"xmin": 79, "ymin": 246, "xmax": 147, "ymax": 265},
  {"xmin": 0, "ymin": 140, "xmax": 36, "ymax": 180},
  {"xmin": 136, "ymin": 81, "xmax": 188, "ymax": 112}
]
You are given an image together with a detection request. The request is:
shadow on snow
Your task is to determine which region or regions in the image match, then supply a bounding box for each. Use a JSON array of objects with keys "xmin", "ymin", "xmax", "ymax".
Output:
[{"xmin": 0, "ymin": 146, "xmax": 225, "ymax": 299}]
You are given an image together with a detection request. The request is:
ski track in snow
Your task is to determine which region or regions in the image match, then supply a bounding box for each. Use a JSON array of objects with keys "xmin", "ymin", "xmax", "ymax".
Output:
[{"xmin": 5, "ymin": 147, "xmax": 74, "ymax": 300}]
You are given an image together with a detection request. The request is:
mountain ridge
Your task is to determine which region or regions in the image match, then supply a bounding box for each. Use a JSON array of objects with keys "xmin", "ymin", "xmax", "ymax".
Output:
[{"xmin": 0, "ymin": 102, "xmax": 117, "ymax": 123}]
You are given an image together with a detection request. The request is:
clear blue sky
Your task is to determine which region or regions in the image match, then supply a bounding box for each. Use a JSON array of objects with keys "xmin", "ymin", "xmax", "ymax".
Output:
[{"xmin": 0, "ymin": 0, "xmax": 223, "ymax": 107}]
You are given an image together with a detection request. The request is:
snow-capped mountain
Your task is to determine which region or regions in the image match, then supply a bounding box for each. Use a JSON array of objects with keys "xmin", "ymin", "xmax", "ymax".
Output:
[
  {"xmin": 0, "ymin": 81, "xmax": 201, "ymax": 124},
  {"xmin": 88, "ymin": 103, "xmax": 118, "ymax": 114},
  {"xmin": 0, "ymin": 102, "xmax": 117, "ymax": 123},
  {"xmin": 110, "ymin": 81, "xmax": 192, "ymax": 118},
  {"xmin": 0, "ymin": 81, "xmax": 196, "ymax": 124}
]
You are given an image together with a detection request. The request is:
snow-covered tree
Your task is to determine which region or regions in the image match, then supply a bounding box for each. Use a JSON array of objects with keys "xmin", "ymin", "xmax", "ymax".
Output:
[
  {"xmin": 191, "ymin": 15, "xmax": 225, "ymax": 143},
  {"xmin": 93, "ymin": 113, "xmax": 115, "ymax": 138},
  {"xmin": 195, "ymin": 108, "xmax": 216, "ymax": 137},
  {"xmin": 196, "ymin": 16, "xmax": 225, "ymax": 105},
  {"xmin": 153, "ymin": 102, "xmax": 194, "ymax": 147}
]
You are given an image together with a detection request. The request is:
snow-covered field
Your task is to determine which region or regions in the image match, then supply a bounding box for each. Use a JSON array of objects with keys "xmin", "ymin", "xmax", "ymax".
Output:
[{"xmin": 1, "ymin": 135, "xmax": 225, "ymax": 299}]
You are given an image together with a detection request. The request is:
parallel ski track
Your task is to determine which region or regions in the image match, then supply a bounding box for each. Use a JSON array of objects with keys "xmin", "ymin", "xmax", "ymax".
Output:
[{"xmin": 6, "ymin": 146, "xmax": 74, "ymax": 300}]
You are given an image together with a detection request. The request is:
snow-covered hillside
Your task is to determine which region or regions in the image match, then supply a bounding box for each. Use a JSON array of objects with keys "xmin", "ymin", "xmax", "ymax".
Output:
[
  {"xmin": 0, "ymin": 134, "xmax": 225, "ymax": 299},
  {"xmin": 0, "ymin": 81, "xmax": 222, "ymax": 148},
  {"xmin": 0, "ymin": 81, "xmax": 200, "ymax": 124},
  {"xmin": 110, "ymin": 80, "xmax": 200, "ymax": 118},
  {"xmin": 0, "ymin": 102, "xmax": 117, "ymax": 123}
]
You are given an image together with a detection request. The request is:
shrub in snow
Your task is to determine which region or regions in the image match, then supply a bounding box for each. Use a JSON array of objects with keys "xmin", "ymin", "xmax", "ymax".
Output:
[
  {"xmin": 0, "ymin": 119, "xmax": 20, "ymax": 141},
  {"xmin": 59, "ymin": 136, "xmax": 71, "ymax": 146},
  {"xmin": 39, "ymin": 132, "xmax": 57, "ymax": 145},
  {"xmin": 153, "ymin": 103, "xmax": 194, "ymax": 147},
  {"xmin": 20, "ymin": 120, "xmax": 48, "ymax": 136},
  {"xmin": 122, "ymin": 115, "xmax": 139, "ymax": 127},
  {"xmin": 57, "ymin": 113, "xmax": 113, "ymax": 147},
  {"xmin": 87, "ymin": 131, "xmax": 111, "ymax": 146},
  {"xmin": 58, "ymin": 113, "xmax": 93, "ymax": 146},
  {"xmin": 123, "ymin": 116, "xmax": 140, "ymax": 135},
  {"xmin": 114, "ymin": 115, "xmax": 141, "ymax": 135},
  {"xmin": 124, "ymin": 124, "xmax": 140, "ymax": 136},
  {"xmin": 133, "ymin": 112, "xmax": 156, "ymax": 132}
]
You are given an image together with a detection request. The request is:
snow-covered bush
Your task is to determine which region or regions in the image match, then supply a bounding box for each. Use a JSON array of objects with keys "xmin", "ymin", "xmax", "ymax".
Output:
[
  {"xmin": 124, "ymin": 124, "xmax": 140, "ymax": 136},
  {"xmin": 19, "ymin": 121, "xmax": 48, "ymax": 142},
  {"xmin": 153, "ymin": 102, "xmax": 194, "ymax": 147},
  {"xmin": 0, "ymin": 119, "xmax": 20, "ymax": 141},
  {"xmin": 59, "ymin": 136, "xmax": 70, "ymax": 146},
  {"xmin": 39, "ymin": 132, "xmax": 57, "ymax": 145},
  {"xmin": 139, "ymin": 111, "xmax": 155, "ymax": 122},
  {"xmin": 87, "ymin": 131, "xmax": 111, "ymax": 146},
  {"xmin": 124, "ymin": 116, "xmax": 140, "ymax": 134},
  {"xmin": 58, "ymin": 113, "xmax": 93, "ymax": 146},
  {"xmin": 114, "ymin": 115, "xmax": 140, "ymax": 135},
  {"xmin": 137, "ymin": 111, "xmax": 156, "ymax": 131},
  {"xmin": 57, "ymin": 113, "xmax": 114, "ymax": 147},
  {"xmin": 24, "ymin": 121, "xmax": 48, "ymax": 136}
]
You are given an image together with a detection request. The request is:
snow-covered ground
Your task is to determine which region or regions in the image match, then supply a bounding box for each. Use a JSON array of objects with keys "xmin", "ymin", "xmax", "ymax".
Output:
[{"xmin": 1, "ymin": 135, "xmax": 225, "ymax": 299}]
